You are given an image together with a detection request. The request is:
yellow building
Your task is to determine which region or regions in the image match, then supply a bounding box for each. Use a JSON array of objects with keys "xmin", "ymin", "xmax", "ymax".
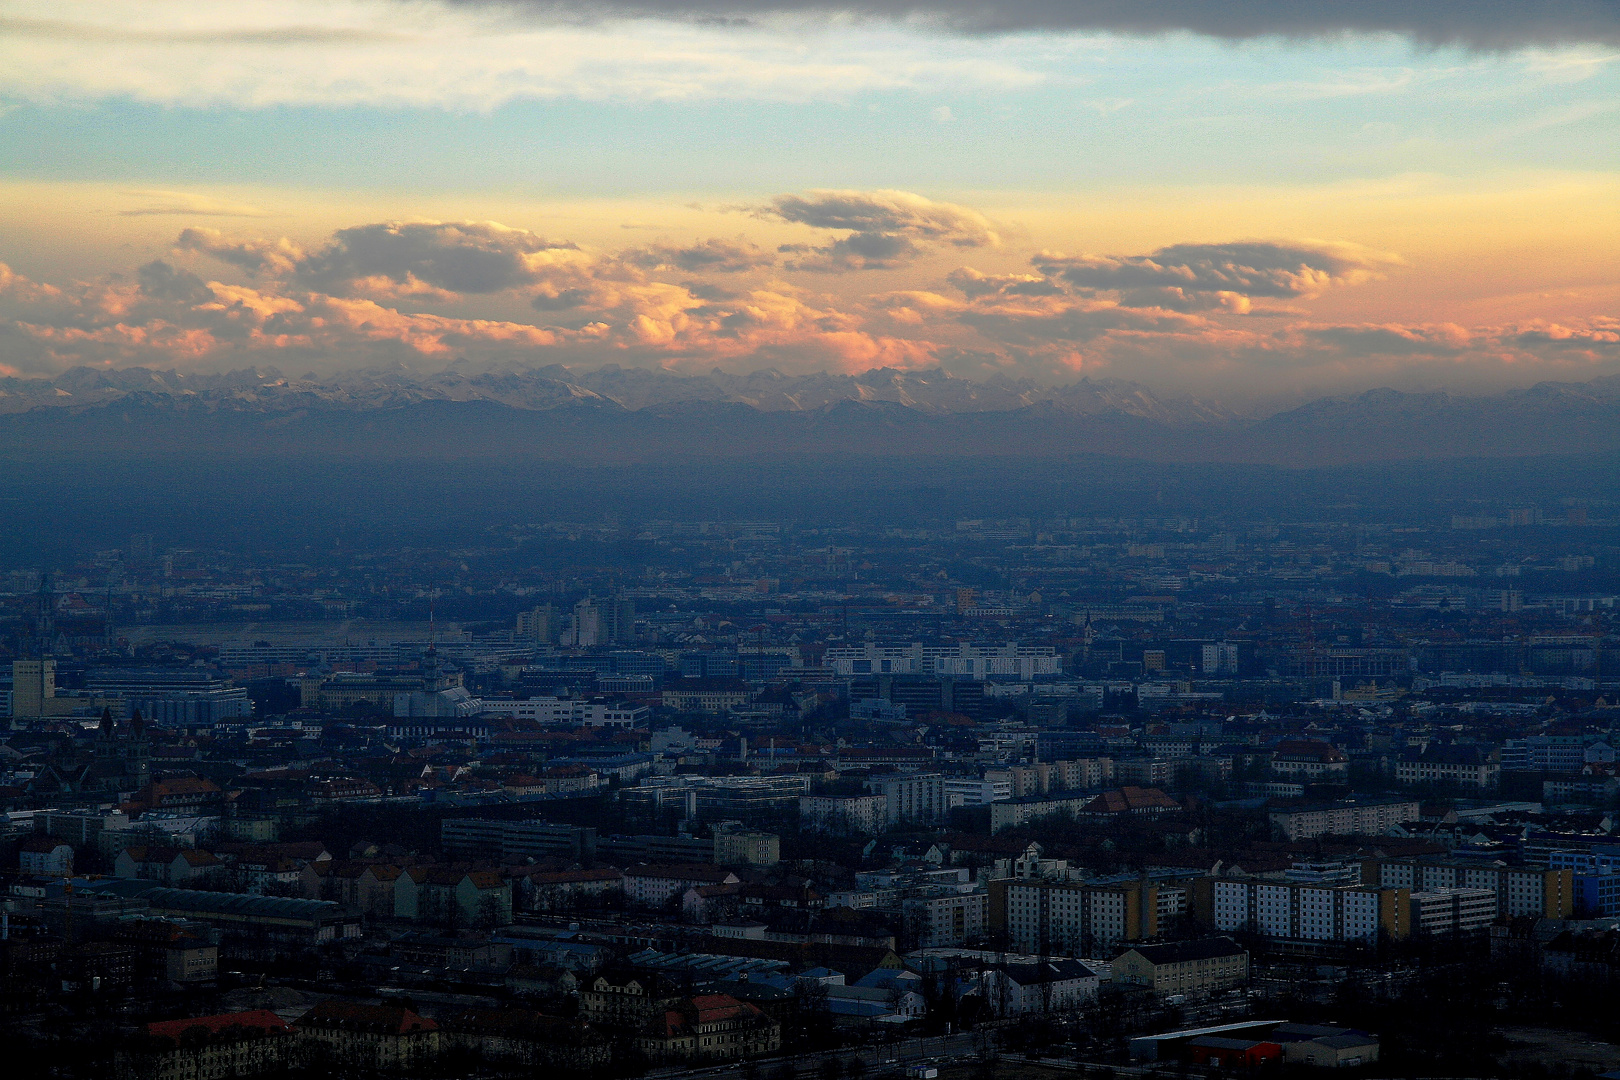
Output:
[{"xmin": 1112, "ymin": 938, "xmax": 1249, "ymax": 995}]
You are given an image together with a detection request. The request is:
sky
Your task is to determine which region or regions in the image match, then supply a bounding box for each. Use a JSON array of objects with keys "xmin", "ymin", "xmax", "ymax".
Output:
[{"xmin": 0, "ymin": 1, "xmax": 1617, "ymax": 405}]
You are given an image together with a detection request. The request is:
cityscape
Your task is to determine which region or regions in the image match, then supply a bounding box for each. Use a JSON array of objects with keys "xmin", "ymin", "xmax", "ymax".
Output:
[
  {"xmin": 1, "ymin": 494, "xmax": 1617, "ymax": 1077},
  {"xmin": 4, "ymin": 1, "xmax": 1620, "ymax": 1078}
]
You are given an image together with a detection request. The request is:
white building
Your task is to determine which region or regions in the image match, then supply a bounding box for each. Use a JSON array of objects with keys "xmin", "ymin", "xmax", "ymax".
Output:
[
  {"xmin": 1210, "ymin": 880, "xmax": 1397, "ymax": 943},
  {"xmin": 822, "ymin": 642, "xmax": 1061, "ymax": 680},
  {"xmin": 981, "ymin": 959, "xmax": 1100, "ymax": 1016},
  {"xmin": 864, "ymin": 773, "xmax": 948, "ymax": 826},
  {"xmin": 799, "ymin": 795, "xmax": 888, "ymax": 836},
  {"xmin": 623, "ymin": 865, "xmax": 739, "ymax": 909},
  {"xmin": 477, "ymin": 697, "xmax": 649, "ymax": 728},
  {"xmin": 944, "ymin": 777, "xmax": 1013, "ymax": 808},
  {"xmin": 1408, "ymin": 887, "xmax": 1497, "ymax": 935},
  {"xmin": 903, "ymin": 887, "xmax": 989, "ymax": 947}
]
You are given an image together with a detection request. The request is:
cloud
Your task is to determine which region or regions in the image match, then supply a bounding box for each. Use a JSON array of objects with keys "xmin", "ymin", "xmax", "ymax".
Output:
[
  {"xmin": 621, "ymin": 238, "xmax": 776, "ymax": 273},
  {"xmin": 1031, "ymin": 241, "xmax": 1400, "ymax": 311},
  {"xmin": 119, "ymin": 191, "xmax": 272, "ymax": 218},
  {"xmin": 0, "ymin": 1, "xmax": 1049, "ymax": 108},
  {"xmin": 176, "ymin": 227, "xmax": 305, "ymax": 276},
  {"xmin": 292, "ymin": 221, "xmax": 581, "ymax": 295},
  {"xmin": 3, "ymin": 195, "xmax": 1618, "ymax": 397},
  {"xmin": 762, "ymin": 189, "xmax": 997, "ymax": 270},
  {"xmin": 486, "ymin": 1, "xmax": 1620, "ymax": 48},
  {"xmin": 183, "ymin": 220, "xmax": 584, "ymax": 296}
]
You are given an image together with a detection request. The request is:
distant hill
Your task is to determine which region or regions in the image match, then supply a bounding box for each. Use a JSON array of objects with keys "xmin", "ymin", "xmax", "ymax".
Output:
[{"xmin": 2, "ymin": 366, "xmax": 1619, "ymax": 466}]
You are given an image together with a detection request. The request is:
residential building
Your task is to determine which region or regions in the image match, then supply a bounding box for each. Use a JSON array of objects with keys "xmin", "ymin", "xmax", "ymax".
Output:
[
  {"xmin": 1362, "ymin": 858, "xmax": 1573, "ymax": 919},
  {"xmin": 1408, "ymin": 887, "xmax": 1497, "ymax": 935},
  {"xmin": 1268, "ymin": 797, "xmax": 1422, "ymax": 841},
  {"xmin": 123, "ymin": 1010, "xmax": 295, "ymax": 1080},
  {"xmin": 294, "ymin": 1002, "xmax": 441, "ymax": 1072},
  {"xmin": 798, "ymin": 795, "xmax": 887, "ymax": 836},
  {"xmin": 637, "ymin": 994, "xmax": 781, "ymax": 1063},
  {"xmin": 990, "ymin": 877, "xmax": 1178, "ymax": 952},
  {"xmin": 981, "ymin": 959, "xmax": 1100, "ymax": 1016},
  {"xmin": 1204, "ymin": 879, "xmax": 1408, "ymax": 944},
  {"xmin": 864, "ymin": 772, "xmax": 948, "ymax": 826},
  {"xmin": 714, "ymin": 830, "xmax": 780, "ymax": 868},
  {"xmin": 1113, "ymin": 938, "xmax": 1249, "ymax": 994},
  {"xmin": 624, "ymin": 864, "xmax": 740, "ymax": 910},
  {"xmin": 1394, "ymin": 745, "xmax": 1500, "ymax": 790}
]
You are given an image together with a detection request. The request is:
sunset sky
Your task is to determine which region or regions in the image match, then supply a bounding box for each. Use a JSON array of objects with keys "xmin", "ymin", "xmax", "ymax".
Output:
[{"xmin": 1, "ymin": 1, "xmax": 1617, "ymax": 405}]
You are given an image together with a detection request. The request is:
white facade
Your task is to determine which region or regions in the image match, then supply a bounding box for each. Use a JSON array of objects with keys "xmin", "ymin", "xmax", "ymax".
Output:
[
  {"xmin": 823, "ymin": 642, "xmax": 1062, "ymax": 679},
  {"xmin": 1367, "ymin": 859, "xmax": 1563, "ymax": 918},
  {"xmin": 1409, "ymin": 888, "xmax": 1497, "ymax": 935},
  {"xmin": 1211, "ymin": 880, "xmax": 1391, "ymax": 943},
  {"xmin": 477, "ymin": 697, "xmax": 649, "ymax": 728},
  {"xmin": 944, "ymin": 777, "xmax": 1013, "ymax": 807},
  {"xmin": 904, "ymin": 887, "xmax": 989, "ymax": 947},
  {"xmin": 865, "ymin": 773, "xmax": 948, "ymax": 826},
  {"xmin": 799, "ymin": 795, "xmax": 887, "ymax": 835}
]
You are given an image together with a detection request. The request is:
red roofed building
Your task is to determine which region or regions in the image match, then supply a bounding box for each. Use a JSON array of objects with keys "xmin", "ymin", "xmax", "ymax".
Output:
[
  {"xmin": 1078, "ymin": 786, "xmax": 1180, "ymax": 817},
  {"xmin": 638, "ymin": 994, "xmax": 781, "ymax": 1063},
  {"xmin": 294, "ymin": 1001, "xmax": 440, "ymax": 1071},
  {"xmin": 127, "ymin": 1010, "xmax": 295, "ymax": 1080}
]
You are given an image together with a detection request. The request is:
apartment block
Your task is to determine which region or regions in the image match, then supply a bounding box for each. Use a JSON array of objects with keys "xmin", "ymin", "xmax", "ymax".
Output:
[
  {"xmin": 798, "ymin": 795, "xmax": 887, "ymax": 835},
  {"xmin": 990, "ymin": 877, "xmax": 1181, "ymax": 953},
  {"xmin": 1204, "ymin": 879, "xmax": 1409, "ymax": 944},
  {"xmin": 1267, "ymin": 797, "xmax": 1421, "ymax": 841},
  {"xmin": 1408, "ymin": 887, "xmax": 1497, "ymax": 935},
  {"xmin": 1361, "ymin": 858, "xmax": 1572, "ymax": 919},
  {"xmin": 864, "ymin": 772, "xmax": 948, "ymax": 826}
]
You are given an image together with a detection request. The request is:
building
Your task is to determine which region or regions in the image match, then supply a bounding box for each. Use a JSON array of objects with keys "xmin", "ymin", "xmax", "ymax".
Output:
[
  {"xmin": 1268, "ymin": 797, "xmax": 1421, "ymax": 841},
  {"xmin": 945, "ymin": 776, "xmax": 1014, "ymax": 807},
  {"xmin": 988, "ymin": 792, "xmax": 1094, "ymax": 832},
  {"xmin": 799, "ymin": 795, "xmax": 887, "ymax": 836},
  {"xmin": 1362, "ymin": 858, "xmax": 1573, "ymax": 919},
  {"xmin": 864, "ymin": 773, "xmax": 948, "ymax": 826},
  {"xmin": 981, "ymin": 959, "xmax": 1100, "ymax": 1016},
  {"xmin": 582, "ymin": 971, "xmax": 685, "ymax": 1030},
  {"xmin": 624, "ymin": 864, "xmax": 740, "ymax": 910},
  {"xmin": 19, "ymin": 836, "xmax": 74, "ymax": 876},
  {"xmin": 395, "ymin": 868, "xmax": 513, "ymax": 928},
  {"xmin": 112, "ymin": 917, "xmax": 220, "ymax": 984},
  {"xmin": 1407, "ymin": 888, "xmax": 1497, "ymax": 935},
  {"xmin": 1282, "ymin": 1030, "xmax": 1381, "ymax": 1068},
  {"xmin": 660, "ymin": 679, "xmax": 753, "ymax": 714},
  {"xmin": 295, "ymin": 1002, "xmax": 441, "ymax": 1072},
  {"xmin": 823, "ymin": 642, "xmax": 1061, "ymax": 679},
  {"xmin": 1395, "ymin": 745, "xmax": 1500, "ymax": 790},
  {"xmin": 991, "ymin": 877, "xmax": 1178, "ymax": 952},
  {"xmin": 1188, "ymin": 1036, "xmax": 1281, "ymax": 1068},
  {"xmin": 1270, "ymin": 740, "xmax": 1350, "ymax": 780},
  {"xmin": 477, "ymin": 697, "xmax": 649, "ymax": 728},
  {"xmin": 441, "ymin": 818, "xmax": 598, "ymax": 863},
  {"xmin": 438, "ymin": 1009, "xmax": 610, "ymax": 1072},
  {"xmin": 122, "ymin": 1010, "xmax": 295, "ymax": 1080},
  {"xmin": 638, "ymin": 993, "xmax": 781, "ymax": 1062},
  {"xmin": 903, "ymin": 887, "xmax": 989, "ymax": 947},
  {"xmin": 1113, "ymin": 938, "xmax": 1249, "ymax": 995},
  {"xmin": 86, "ymin": 881, "xmax": 362, "ymax": 955},
  {"xmin": 714, "ymin": 830, "xmax": 780, "ymax": 868},
  {"xmin": 1204, "ymin": 880, "xmax": 1408, "ymax": 944},
  {"xmin": 1076, "ymin": 786, "xmax": 1180, "ymax": 818}
]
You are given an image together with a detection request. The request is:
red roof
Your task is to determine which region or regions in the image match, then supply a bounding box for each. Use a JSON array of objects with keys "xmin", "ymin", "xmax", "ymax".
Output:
[
  {"xmin": 148, "ymin": 1010, "xmax": 291, "ymax": 1044},
  {"xmin": 297, "ymin": 1002, "xmax": 437, "ymax": 1034}
]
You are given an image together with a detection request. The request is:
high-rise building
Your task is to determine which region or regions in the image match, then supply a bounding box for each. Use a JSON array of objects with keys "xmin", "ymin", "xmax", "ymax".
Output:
[{"xmin": 12, "ymin": 658, "xmax": 56, "ymax": 718}]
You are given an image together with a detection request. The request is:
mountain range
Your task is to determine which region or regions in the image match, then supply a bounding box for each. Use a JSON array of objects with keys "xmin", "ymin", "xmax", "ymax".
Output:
[{"xmin": 2, "ymin": 365, "xmax": 1619, "ymax": 466}]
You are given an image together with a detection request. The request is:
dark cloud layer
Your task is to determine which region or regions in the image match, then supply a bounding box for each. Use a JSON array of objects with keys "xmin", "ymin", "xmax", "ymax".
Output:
[{"xmin": 472, "ymin": 1, "xmax": 1620, "ymax": 47}]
